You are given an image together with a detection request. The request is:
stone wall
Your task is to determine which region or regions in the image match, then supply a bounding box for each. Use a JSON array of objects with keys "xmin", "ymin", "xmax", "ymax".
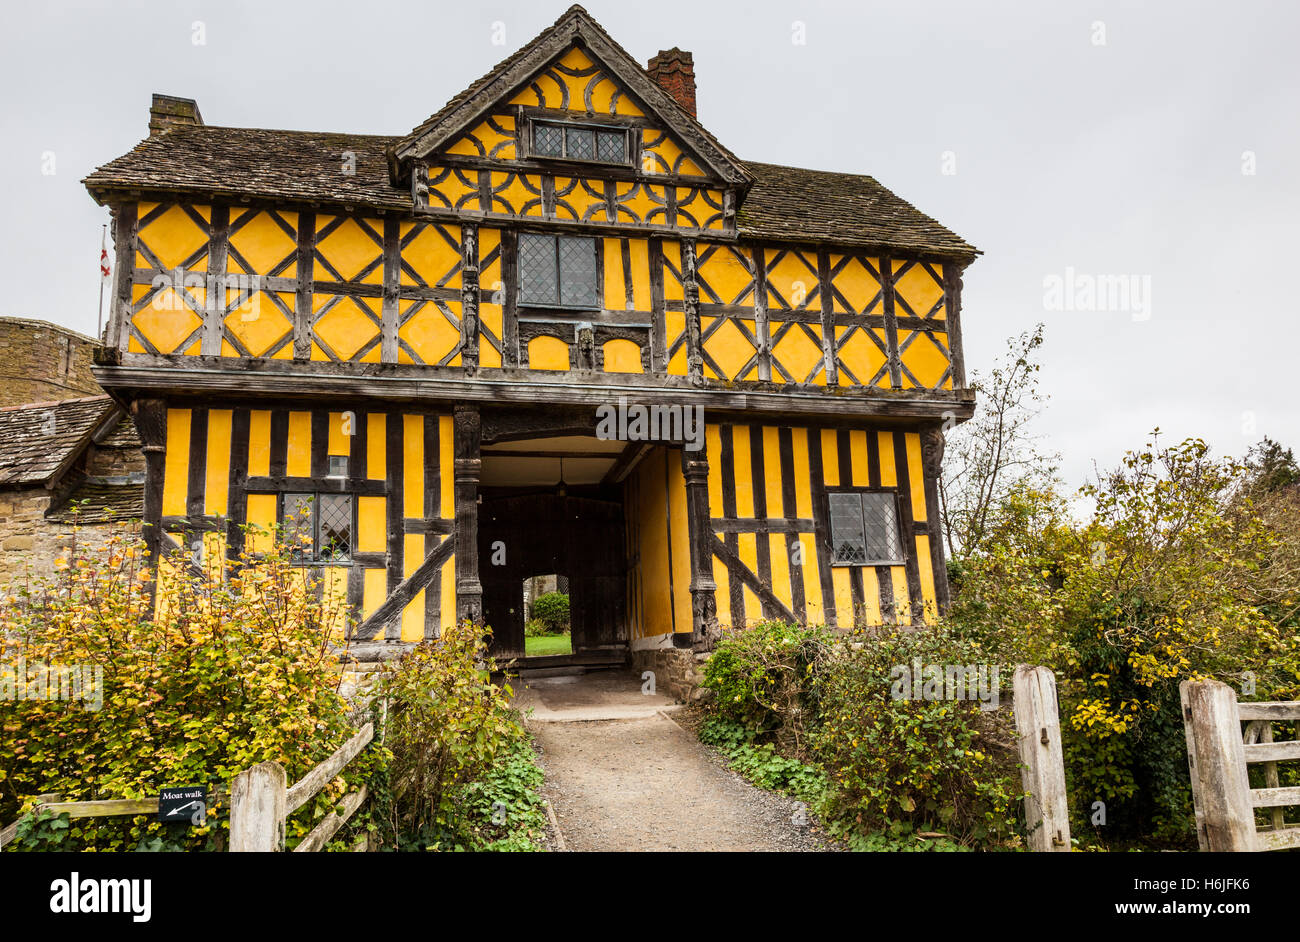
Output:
[
  {"xmin": 630, "ymin": 646, "xmax": 712, "ymax": 704},
  {"xmin": 0, "ymin": 318, "xmax": 101, "ymax": 408},
  {"xmin": 0, "ymin": 488, "xmax": 123, "ymax": 590}
]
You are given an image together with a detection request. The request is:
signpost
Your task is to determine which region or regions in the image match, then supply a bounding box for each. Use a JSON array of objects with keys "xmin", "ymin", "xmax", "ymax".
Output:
[{"xmin": 157, "ymin": 786, "xmax": 206, "ymax": 827}]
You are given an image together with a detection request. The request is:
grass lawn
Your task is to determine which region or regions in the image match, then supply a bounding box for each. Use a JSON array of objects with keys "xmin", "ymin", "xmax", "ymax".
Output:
[{"xmin": 525, "ymin": 632, "xmax": 573, "ymax": 657}]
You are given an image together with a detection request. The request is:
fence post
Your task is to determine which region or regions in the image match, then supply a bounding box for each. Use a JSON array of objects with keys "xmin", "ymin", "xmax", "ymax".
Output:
[
  {"xmin": 229, "ymin": 760, "xmax": 287, "ymax": 852},
  {"xmin": 1180, "ymin": 679, "xmax": 1255, "ymax": 852},
  {"xmin": 1012, "ymin": 665, "xmax": 1071, "ymax": 851}
]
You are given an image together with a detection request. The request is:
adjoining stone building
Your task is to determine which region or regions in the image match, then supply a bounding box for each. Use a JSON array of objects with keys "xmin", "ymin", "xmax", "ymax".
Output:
[
  {"xmin": 0, "ymin": 317, "xmax": 103, "ymax": 409},
  {"xmin": 0, "ymin": 395, "xmax": 144, "ymax": 589}
]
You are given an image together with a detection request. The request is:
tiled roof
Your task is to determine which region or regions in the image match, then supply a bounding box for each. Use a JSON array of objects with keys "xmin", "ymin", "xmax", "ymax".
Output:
[
  {"xmin": 83, "ymin": 126, "xmax": 976, "ymax": 258},
  {"xmin": 0, "ymin": 396, "xmax": 117, "ymax": 487},
  {"xmin": 739, "ymin": 160, "xmax": 977, "ymax": 258},
  {"xmin": 45, "ymin": 481, "xmax": 144, "ymax": 524}
]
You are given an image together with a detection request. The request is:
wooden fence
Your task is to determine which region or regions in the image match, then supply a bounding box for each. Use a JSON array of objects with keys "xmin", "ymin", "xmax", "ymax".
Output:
[
  {"xmin": 1181, "ymin": 679, "xmax": 1300, "ymax": 852},
  {"xmin": 0, "ymin": 721, "xmax": 375, "ymax": 853}
]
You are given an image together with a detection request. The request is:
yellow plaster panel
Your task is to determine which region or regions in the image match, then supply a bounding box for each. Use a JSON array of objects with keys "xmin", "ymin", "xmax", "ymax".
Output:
[
  {"xmin": 227, "ymin": 210, "xmax": 297, "ymax": 277},
  {"xmin": 399, "ymin": 298, "xmax": 461, "ymax": 366},
  {"xmin": 245, "ymin": 493, "xmax": 277, "ymax": 553},
  {"xmin": 829, "ymin": 255, "xmax": 883, "ymax": 314},
  {"xmin": 905, "ymin": 432, "xmax": 927, "ymax": 522},
  {"xmin": 893, "ymin": 261, "xmax": 945, "ymax": 318},
  {"xmin": 528, "ymin": 335, "xmax": 571, "ymax": 371},
  {"xmin": 248, "ymin": 411, "xmax": 271, "ymax": 476},
  {"xmin": 603, "ymin": 338, "xmax": 643, "ymax": 373},
  {"xmin": 400, "ymin": 222, "xmax": 461, "ymax": 288},
  {"xmin": 286, "ymin": 412, "xmax": 311, "ymax": 477},
  {"xmin": 204, "ymin": 409, "xmax": 232, "ymax": 516},
  {"xmin": 162, "ymin": 408, "xmax": 191, "ymax": 517},
  {"xmin": 440, "ymin": 415, "xmax": 454, "ymax": 519},
  {"xmin": 367, "ymin": 413, "xmax": 385, "ymax": 480},
  {"xmin": 137, "ymin": 203, "xmax": 209, "ymax": 271},
  {"xmin": 731, "ymin": 426, "xmax": 754, "ymax": 517},
  {"xmin": 403, "ymin": 414, "xmax": 424, "ymax": 519},
  {"xmin": 770, "ymin": 323, "xmax": 826, "ymax": 385},
  {"xmin": 696, "ymin": 245, "xmax": 754, "ymax": 305},
  {"xmin": 315, "ymin": 216, "xmax": 383, "ymax": 283},
  {"xmin": 223, "ymin": 291, "xmax": 294, "ymax": 358},
  {"xmin": 357, "ymin": 496, "xmax": 386, "ymax": 553},
  {"xmin": 878, "ymin": 432, "xmax": 898, "ymax": 488}
]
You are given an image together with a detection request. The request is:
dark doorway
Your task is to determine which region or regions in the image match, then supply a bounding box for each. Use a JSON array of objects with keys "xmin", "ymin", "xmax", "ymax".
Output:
[{"xmin": 478, "ymin": 491, "xmax": 627, "ymax": 660}]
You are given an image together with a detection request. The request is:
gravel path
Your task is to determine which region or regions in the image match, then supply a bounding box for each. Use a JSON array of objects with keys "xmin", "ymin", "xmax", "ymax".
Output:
[{"xmin": 518, "ymin": 671, "xmax": 834, "ymax": 851}]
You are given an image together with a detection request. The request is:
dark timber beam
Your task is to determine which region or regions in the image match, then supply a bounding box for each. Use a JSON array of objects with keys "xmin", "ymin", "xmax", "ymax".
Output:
[
  {"xmin": 454, "ymin": 404, "xmax": 483, "ymax": 625},
  {"xmin": 681, "ymin": 446, "xmax": 718, "ymax": 648}
]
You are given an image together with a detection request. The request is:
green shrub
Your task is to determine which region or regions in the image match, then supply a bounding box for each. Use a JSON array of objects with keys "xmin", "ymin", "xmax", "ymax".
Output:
[
  {"xmin": 368, "ymin": 627, "xmax": 544, "ymax": 851},
  {"xmin": 524, "ymin": 619, "xmax": 553, "ymax": 638},
  {"xmin": 0, "ymin": 526, "xmax": 366, "ymax": 851},
  {"xmin": 530, "ymin": 592, "xmax": 569, "ymax": 633},
  {"xmin": 811, "ymin": 625, "xmax": 1021, "ymax": 849},
  {"xmin": 701, "ymin": 620, "xmax": 831, "ymax": 754}
]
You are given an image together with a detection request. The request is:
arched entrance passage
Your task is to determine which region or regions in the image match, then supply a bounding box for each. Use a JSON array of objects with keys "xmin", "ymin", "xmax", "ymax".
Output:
[{"xmin": 478, "ymin": 491, "xmax": 626, "ymax": 660}]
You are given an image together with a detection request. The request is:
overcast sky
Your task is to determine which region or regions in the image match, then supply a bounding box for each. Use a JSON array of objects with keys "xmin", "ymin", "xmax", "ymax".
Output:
[{"xmin": 2, "ymin": 0, "xmax": 1296, "ymax": 493}]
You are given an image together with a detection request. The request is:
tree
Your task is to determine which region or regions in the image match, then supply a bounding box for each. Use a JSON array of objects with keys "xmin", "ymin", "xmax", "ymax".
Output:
[
  {"xmin": 939, "ymin": 324, "xmax": 1059, "ymax": 558},
  {"xmin": 1242, "ymin": 436, "xmax": 1300, "ymax": 493}
]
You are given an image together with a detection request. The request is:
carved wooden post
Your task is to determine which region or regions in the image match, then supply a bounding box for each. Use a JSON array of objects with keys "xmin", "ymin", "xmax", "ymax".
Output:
[
  {"xmin": 454, "ymin": 404, "xmax": 483, "ymax": 625},
  {"xmin": 681, "ymin": 238, "xmax": 704, "ymax": 386},
  {"xmin": 680, "ymin": 445, "xmax": 718, "ymax": 648},
  {"xmin": 1181, "ymin": 679, "xmax": 1255, "ymax": 852},
  {"xmin": 460, "ymin": 222, "xmax": 480, "ymax": 373},
  {"xmin": 229, "ymin": 760, "xmax": 286, "ymax": 852},
  {"xmin": 1013, "ymin": 665, "xmax": 1071, "ymax": 851}
]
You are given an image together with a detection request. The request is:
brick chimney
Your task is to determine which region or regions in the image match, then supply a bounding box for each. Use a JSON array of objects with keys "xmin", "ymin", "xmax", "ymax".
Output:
[
  {"xmin": 646, "ymin": 48, "xmax": 696, "ymax": 117},
  {"xmin": 148, "ymin": 94, "xmax": 204, "ymax": 137}
]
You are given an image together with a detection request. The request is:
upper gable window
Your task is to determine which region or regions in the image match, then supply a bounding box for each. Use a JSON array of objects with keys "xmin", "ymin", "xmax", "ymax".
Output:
[{"xmin": 530, "ymin": 120, "xmax": 629, "ymax": 166}]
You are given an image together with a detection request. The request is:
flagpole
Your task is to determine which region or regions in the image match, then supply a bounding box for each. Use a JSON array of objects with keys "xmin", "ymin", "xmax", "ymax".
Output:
[{"xmin": 96, "ymin": 224, "xmax": 107, "ymax": 342}]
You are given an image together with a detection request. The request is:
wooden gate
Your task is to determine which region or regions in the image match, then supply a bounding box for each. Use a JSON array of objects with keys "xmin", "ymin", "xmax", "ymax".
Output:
[
  {"xmin": 1181, "ymin": 679, "xmax": 1300, "ymax": 851},
  {"xmin": 478, "ymin": 492, "xmax": 626, "ymax": 659}
]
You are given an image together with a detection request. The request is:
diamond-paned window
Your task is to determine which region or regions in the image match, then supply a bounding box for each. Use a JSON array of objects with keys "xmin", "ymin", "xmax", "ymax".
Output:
[
  {"xmin": 278, "ymin": 491, "xmax": 353, "ymax": 564},
  {"xmin": 518, "ymin": 234, "xmax": 599, "ymax": 309},
  {"xmin": 596, "ymin": 130, "xmax": 625, "ymax": 163},
  {"xmin": 566, "ymin": 127, "xmax": 594, "ymax": 161},
  {"xmin": 530, "ymin": 121, "xmax": 628, "ymax": 166},
  {"xmin": 829, "ymin": 490, "xmax": 903, "ymax": 566},
  {"xmin": 558, "ymin": 237, "xmax": 598, "ymax": 308},
  {"xmin": 533, "ymin": 123, "xmax": 563, "ymax": 158},
  {"xmin": 318, "ymin": 494, "xmax": 353, "ymax": 562},
  {"xmin": 519, "ymin": 234, "xmax": 560, "ymax": 306}
]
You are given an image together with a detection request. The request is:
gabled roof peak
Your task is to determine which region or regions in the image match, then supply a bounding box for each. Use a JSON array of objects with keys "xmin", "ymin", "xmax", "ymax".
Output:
[{"xmin": 387, "ymin": 5, "xmax": 751, "ymax": 189}]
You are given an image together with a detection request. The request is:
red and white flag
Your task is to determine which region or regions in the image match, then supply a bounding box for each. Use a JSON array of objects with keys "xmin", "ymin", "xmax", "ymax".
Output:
[{"xmin": 100, "ymin": 246, "xmax": 110, "ymax": 279}]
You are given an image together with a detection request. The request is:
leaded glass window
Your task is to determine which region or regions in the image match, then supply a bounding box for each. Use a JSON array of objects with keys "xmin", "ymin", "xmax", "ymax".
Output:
[
  {"xmin": 518, "ymin": 234, "xmax": 599, "ymax": 309},
  {"xmin": 829, "ymin": 490, "xmax": 903, "ymax": 566},
  {"xmin": 279, "ymin": 492, "xmax": 353, "ymax": 564},
  {"xmin": 596, "ymin": 130, "xmax": 625, "ymax": 163},
  {"xmin": 530, "ymin": 121, "xmax": 629, "ymax": 165},
  {"xmin": 532, "ymin": 123, "xmax": 563, "ymax": 158}
]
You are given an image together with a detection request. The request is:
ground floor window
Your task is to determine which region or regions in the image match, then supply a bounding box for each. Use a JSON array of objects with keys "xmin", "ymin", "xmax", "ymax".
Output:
[
  {"xmin": 828, "ymin": 489, "xmax": 903, "ymax": 566},
  {"xmin": 279, "ymin": 491, "xmax": 354, "ymax": 563}
]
